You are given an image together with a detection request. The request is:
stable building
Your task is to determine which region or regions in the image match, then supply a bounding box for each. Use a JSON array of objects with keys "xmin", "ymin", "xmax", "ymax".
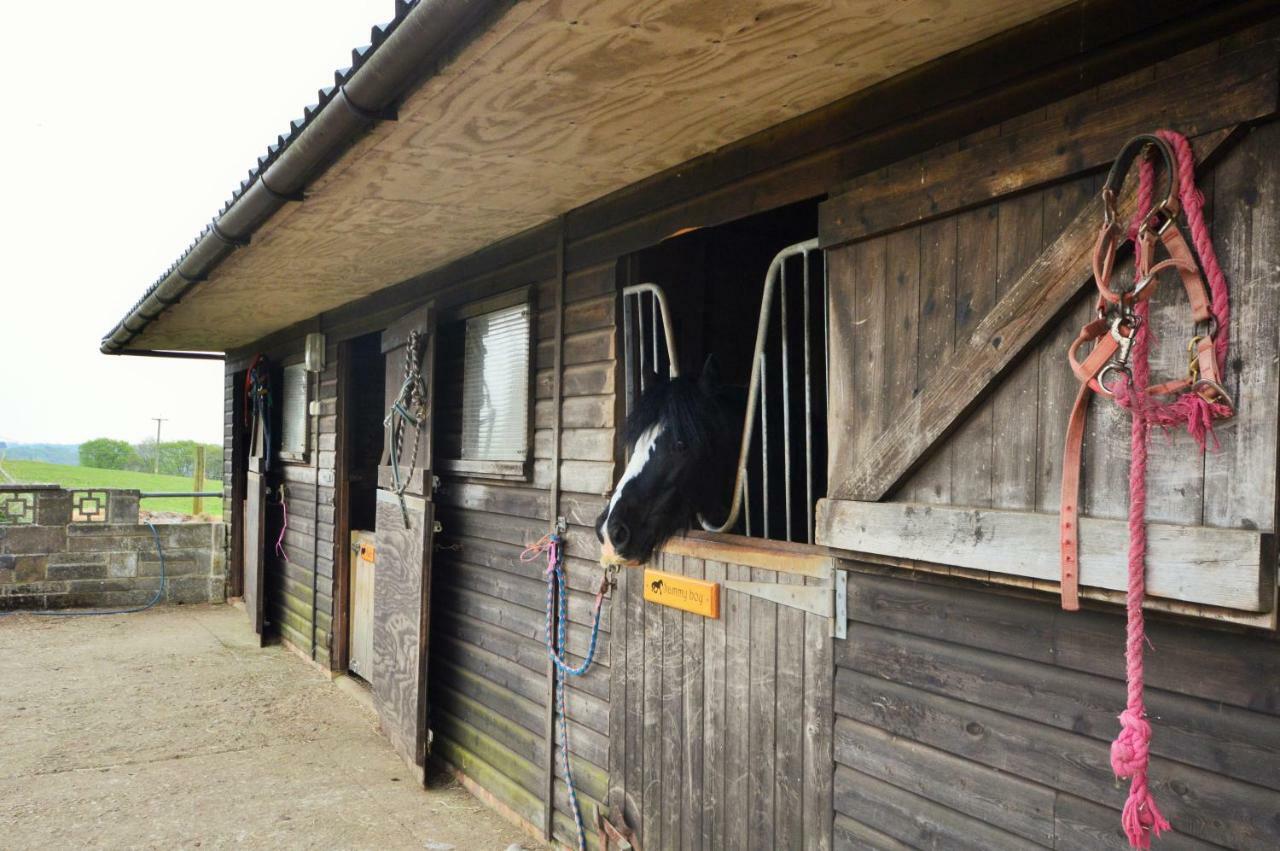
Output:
[{"xmin": 104, "ymin": 1, "xmax": 1280, "ymax": 848}]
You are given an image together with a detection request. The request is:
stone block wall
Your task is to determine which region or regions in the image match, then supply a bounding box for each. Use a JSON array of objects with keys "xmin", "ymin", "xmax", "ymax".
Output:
[{"xmin": 0, "ymin": 486, "xmax": 225, "ymax": 611}]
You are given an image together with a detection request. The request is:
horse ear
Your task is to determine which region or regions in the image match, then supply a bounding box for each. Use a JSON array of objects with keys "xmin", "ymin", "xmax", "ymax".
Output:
[{"xmin": 699, "ymin": 354, "xmax": 721, "ymax": 394}]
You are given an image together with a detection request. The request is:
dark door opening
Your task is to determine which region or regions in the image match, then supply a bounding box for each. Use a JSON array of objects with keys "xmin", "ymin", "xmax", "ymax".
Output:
[
  {"xmin": 622, "ymin": 198, "xmax": 828, "ymax": 544},
  {"xmin": 336, "ymin": 332, "xmax": 386, "ymax": 680}
]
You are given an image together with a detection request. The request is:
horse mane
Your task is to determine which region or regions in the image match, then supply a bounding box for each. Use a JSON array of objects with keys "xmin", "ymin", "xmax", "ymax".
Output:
[{"xmin": 624, "ymin": 374, "xmax": 730, "ymax": 459}]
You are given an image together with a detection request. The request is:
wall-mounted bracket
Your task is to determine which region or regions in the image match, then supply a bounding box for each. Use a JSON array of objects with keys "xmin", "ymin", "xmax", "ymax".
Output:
[{"xmin": 723, "ymin": 567, "xmax": 847, "ymax": 639}]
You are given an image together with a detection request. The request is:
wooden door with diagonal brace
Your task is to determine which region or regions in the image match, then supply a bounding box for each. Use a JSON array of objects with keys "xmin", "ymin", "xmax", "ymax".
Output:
[{"xmin": 373, "ymin": 303, "xmax": 437, "ymax": 772}]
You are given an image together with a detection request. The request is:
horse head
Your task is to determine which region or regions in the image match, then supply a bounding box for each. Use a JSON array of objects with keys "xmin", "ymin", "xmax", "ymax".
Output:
[{"xmin": 595, "ymin": 355, "xmax": 735, "ymax": 566}]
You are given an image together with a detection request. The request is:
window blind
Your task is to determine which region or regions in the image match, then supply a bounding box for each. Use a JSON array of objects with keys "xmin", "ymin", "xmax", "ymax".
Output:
[
  {"xmin": 280, "ymin": 363, "xmax": 308, "ymax": 457},
  {"xmin": 462, "ymin": 303, "xmax": 531, "ymax": 462}
]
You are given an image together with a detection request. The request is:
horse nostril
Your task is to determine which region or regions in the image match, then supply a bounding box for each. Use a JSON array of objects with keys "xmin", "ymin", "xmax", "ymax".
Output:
[{"xmin": 611, "ymin": 522, "xmax": 631, "ymax": 546}]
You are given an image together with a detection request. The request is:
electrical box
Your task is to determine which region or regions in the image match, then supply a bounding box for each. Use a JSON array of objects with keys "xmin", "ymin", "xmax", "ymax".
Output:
[{"xmin": 305, "ymin": 332, "xmax": 326, "ymax": 372}]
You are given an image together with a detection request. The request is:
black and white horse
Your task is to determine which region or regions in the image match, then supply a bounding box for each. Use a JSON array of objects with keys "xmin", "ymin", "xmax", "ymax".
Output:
[{"xmin": 595, "ymin": 356, "xmax": 740, "ymax": 565}]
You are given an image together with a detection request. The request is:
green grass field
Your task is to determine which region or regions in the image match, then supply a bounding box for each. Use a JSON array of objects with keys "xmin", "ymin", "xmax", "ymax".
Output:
[{"xmin": 0, "ymin": 460, "xmax": 223, "ymax": 516}]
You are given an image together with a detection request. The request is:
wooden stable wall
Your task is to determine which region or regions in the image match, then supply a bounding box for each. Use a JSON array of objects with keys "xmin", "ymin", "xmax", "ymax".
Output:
[
  {"xmin": 222, "ymin": 339, "xmax": 341, "ymax": 663},
  {"xmin": 817, "ymin": 26, "xmax": 1280, "ymax": 851},
  {"xmin": 834, "ymin": 566, "xmax": 1280, "ymax": 850},
  {"xmin": 270, "ymin": 344, "xmax": 340, "ymax": 664},
  {"xmin": 820, "ymin": 31, "xmax": 1280, "ymax": 619},
  {"xmin": 429, "ymin": 252, "xmax": 618, "ymax": 847},
  {"xmin": 213, "ymin": 8, "xmax": 1280, "ymax": 850}
]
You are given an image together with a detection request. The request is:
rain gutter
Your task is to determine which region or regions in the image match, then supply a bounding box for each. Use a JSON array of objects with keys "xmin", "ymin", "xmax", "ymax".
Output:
[{"xmin": 101, "ymin": 0, "xmax": 499, "ymax": 355}]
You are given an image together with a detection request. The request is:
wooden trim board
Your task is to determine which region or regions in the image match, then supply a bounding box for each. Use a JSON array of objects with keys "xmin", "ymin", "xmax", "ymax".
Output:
[
  {"xmin": 819, "ymin": 39, "xmax": 1280, "ymax": 246},
  {"xmin": 660, "ymin": 531, "xmax": 835, "ymax": 579},
  {"xmin": 816, "ymin": 499, "xmax": 1275, "ymax": 612}
]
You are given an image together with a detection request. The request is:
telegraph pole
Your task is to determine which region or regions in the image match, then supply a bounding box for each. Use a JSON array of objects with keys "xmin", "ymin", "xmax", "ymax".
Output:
[{"xmin": 151, "ymin": 417, "xmax": 168, "ymax": 473}]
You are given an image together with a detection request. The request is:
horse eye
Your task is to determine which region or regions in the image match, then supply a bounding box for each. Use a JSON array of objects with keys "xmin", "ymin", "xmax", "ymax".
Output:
[{"xmin": 675, "ymin": 440, "xmax": 688, "ymax": 452}]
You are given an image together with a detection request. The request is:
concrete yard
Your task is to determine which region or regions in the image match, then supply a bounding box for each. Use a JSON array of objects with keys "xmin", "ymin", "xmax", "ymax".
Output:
[{"xmin": 0, "ymin": 605, "xmax": 535, "ymax": 850}]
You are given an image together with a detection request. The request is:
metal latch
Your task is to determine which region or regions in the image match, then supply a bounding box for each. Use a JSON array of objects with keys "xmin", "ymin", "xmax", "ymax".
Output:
[{"xmin": 722, "ymin": 566, "xmax": 847, "ymax": 639}]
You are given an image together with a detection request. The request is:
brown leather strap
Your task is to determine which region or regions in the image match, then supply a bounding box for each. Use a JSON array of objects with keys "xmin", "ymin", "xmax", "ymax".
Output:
[
  {"xmin": 1160, "ymin": 226, "xmax": 1212, "ymax": 324},
  {"xmin": 1059, "ymin": 379, "xmax": 1092, "ymax": 612}
]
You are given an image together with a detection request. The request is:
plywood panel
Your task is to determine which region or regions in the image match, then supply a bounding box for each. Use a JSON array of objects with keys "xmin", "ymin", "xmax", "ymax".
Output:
[
  {"xmin": 608, "ymin": 548, "xmax": 835, "ymax": 849},
  {"xmin": 372, "ymin": 490, "xmax": 432, "ymax": 768},
  {"xmin": 135, "ymin": 0, "xmax": 1075, "ymax": 351}
]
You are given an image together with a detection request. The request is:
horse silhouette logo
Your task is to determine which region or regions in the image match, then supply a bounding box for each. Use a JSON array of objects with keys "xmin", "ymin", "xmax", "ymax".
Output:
[{"xmin": 650, "ymin": 578, "xmax": 664, "ymax": 594}]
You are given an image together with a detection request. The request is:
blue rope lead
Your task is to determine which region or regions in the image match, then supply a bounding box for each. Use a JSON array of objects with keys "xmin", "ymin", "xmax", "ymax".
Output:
[
  {"xmin": 0, "ymin": 521, "xmax": 167, "ymax": 617},
  {"xmin": 526, "ymin": 533, "xmax": 611, "ymax": 851}
]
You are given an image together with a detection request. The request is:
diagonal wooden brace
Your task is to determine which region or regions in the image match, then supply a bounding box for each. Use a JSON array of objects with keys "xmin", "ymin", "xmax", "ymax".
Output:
[{"xmin": 830, "ymin": 128, "xmax": 1236, "ymax": 502}]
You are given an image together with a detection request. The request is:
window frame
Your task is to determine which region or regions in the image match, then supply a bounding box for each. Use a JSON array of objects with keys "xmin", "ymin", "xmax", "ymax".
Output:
[
  {"xmin": 437, "ymin": 286, "xmax": 536, "ymax": 482},
  {"xmin": 278, "ymin": 360, "xmax": 311, "ymax": 464}
]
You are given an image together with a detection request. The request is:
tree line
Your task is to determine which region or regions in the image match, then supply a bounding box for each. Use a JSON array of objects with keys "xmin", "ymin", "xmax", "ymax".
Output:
[{"xmin": 78, "ymin": 438, "xmax": 223, "ymax": 481}]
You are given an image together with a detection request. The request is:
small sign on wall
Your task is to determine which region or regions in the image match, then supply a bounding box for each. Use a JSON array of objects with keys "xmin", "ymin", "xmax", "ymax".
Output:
[{"xmin": 643, "ymin": 569, "xmax": 720, "ymax": 618}]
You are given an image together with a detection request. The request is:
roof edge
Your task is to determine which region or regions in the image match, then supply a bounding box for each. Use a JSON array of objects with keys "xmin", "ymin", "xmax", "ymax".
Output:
[{"xmin": 101, "ymin": 0, "xmax": 502, "ymax": 355}]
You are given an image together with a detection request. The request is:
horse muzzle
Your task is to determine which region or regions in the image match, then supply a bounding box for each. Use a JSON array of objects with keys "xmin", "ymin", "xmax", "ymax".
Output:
[{"xmin": 599, "ymin": 533, "xmax": 644, "ymax": 568}]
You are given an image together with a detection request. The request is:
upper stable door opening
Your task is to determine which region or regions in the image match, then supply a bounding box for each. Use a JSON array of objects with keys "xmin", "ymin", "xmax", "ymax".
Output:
[{"xmin": 621, "ymin": 198, "xmax": 828, "ymax": 545}]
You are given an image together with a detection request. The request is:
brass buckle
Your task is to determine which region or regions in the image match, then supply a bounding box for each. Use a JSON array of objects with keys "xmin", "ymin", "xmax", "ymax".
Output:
[{"xmin": 1192, "ymin": 378, "xmax": 1234, "ymax": 413}]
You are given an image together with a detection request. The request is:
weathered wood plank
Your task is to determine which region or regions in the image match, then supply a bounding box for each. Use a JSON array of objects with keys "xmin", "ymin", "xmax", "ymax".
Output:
[
  {"xmin": 945, "ymin": 202, "xmax": 998, "ymax": 508},
  {"xmin": 1204, "ymin": 120, "xmax": 1280, "ymax": 533},
  {"xmin": 608, "ymin": 551, "xmax": 628, "ymax": 818},
  {"xmin": 904, "ymin": 213, "xmax": 956, "ymax": 504},
  {"xmin": 436, "ymin": 708, "xmax": 542, "ymax": 796},
  {"xmin": 774, "ymin": 572, "xmax": 806, "ymax": 850},
  {"xmin": 833, "ymin": 813, "xmax": 913, "ymax": 851},
  {"xmin": 802, "ymin": 577, "xmax": 834, "ymax": 851},
  {"xmin": 838, "ymin": 619, "xmax": 1280, "ymax": 793},
  {"xmin": 833, "ymin": 765, "xmax": 1034, "ymax": 851},
  {"xmin": 681, "ymin": 558, "xmax": 705, "ymax": 851},
  {"xmin": 992, "ymin": 189, "xmax": 1043, "ymax": 511},
  {"xmin": 833, "ymin": 716, "xmax": 1055, "ymax": 845},
  {"xmin": 436, "ymin": 609, "xmax": 608, "ymax": 701},
  {"xmin": 836, "ymin": 668, "xmax": 1280, "ymax": 850},
  {"xmin": 818, "ymin": 500, "xmax": 1272, "ymax": 610},
  {"xmin": 432, "ymin": 679, "xmax": 544, "ymax": 767},
  {"xmin": 845, "ymin": 568, "xmax": 1280, "ymax": 714},
  {"xmin": 819, "ymin": 41, "xmax": 1279, "ymax": 245},
  {"xmin": 372, "ymin": 490, "xmax": 431, "ymax": 769},
  {"xmin": 1035, "ymin": 175, "xmax": 1096, "ymax": 513},
  {"xmin": 642, "ymin": 548, "xmax": 663, "ymax": 846},
  {"xmin": 723, "ymin": 562, "xmax": 751, "ymax": 851},
  {"xmin": 829, "ymin": 131, "xmax": 1232, "ymax": 502},
  {"xmin": 747, "ymin": 566, "xmax": 778, "ymax": 851},
  {"xmin": 660, "ymin": 552, "xmax": 684, "ymax": 851},
  {"xmin": 701, "ymin": 560, "xmax": 727, "ymax": 850},
  {"xmin": 624, "ymin": 552, "xmax": 645, "ymax": 833},
  {"xmin": 1053, "ymin": 792, "xmax": 1220, "ymax": 851}
]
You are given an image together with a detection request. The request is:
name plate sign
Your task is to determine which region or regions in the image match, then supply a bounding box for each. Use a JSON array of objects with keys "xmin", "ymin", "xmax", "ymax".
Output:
[{"xmin": 642, "ymin": 569, "xmax": 720, "ymax": 618}]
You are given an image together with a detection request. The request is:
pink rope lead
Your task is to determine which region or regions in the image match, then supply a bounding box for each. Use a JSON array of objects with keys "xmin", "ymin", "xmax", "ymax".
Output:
[
  {"xmin": 274, "ymin": 484, "xmax": 291, "ymax": 564},
  {"xmin": 1109, "ymin": 130, "xmax": 1231, "ymax": 848}
]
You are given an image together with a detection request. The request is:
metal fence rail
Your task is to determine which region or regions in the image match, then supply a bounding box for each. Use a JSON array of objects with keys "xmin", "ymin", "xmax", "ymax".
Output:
[
  {"xmin": 622, "ymin": 239, "xmax": 828, "ymax": 544},
  {"xmin": 698, "ymin": 237, "xmax": 824, "ymax": 542}
]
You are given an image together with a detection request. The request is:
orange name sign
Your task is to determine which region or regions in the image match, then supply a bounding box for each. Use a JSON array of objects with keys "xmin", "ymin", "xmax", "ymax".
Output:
[{"xmin": 642, "ymin": 569, "xmax": 720, "ymax": 618}]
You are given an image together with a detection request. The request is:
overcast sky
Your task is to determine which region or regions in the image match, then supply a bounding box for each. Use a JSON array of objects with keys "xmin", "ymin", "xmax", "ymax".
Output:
[{"xmin": 1, "ymin": 0, "xmax": 391, "ymax": 446}]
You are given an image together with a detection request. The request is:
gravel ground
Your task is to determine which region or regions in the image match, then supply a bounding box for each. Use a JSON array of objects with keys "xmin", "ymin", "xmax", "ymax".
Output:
[{"xmin": 0, "ymin": 604, "xmax": 537, "ymax": 850}]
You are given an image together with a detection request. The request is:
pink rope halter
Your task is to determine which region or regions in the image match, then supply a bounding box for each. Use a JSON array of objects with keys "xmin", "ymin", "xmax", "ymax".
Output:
[{"xmin": 1106, "ymin": 130, "xmax": 1232, "ymax": 848}]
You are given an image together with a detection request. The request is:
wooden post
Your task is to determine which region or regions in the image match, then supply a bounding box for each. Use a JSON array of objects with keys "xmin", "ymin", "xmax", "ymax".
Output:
[{"xmin": 193, "ymin": 445, "xmax": 206, "ymax": 516}]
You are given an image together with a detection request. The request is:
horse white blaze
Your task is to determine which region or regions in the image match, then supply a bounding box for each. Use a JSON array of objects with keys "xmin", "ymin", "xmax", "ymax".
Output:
[{"xmin": 600, "ymin": 422, "xmax": 663, "ymax": 562}]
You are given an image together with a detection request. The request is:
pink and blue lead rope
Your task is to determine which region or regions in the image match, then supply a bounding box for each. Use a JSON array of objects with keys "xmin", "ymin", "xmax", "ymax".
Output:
[{"xmin": 528, "ymin": 533, "xmax": 605, "ymax": 851}]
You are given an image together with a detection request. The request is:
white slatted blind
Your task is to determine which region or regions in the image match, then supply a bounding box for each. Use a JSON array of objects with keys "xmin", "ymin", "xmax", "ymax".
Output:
[
  {"xmin": 462, "ymin": 303, "xmax": 531, "ymax": 462},
  {"xmin": 280, "ymin": 364, "xmax": 308, "ymax": 456}
]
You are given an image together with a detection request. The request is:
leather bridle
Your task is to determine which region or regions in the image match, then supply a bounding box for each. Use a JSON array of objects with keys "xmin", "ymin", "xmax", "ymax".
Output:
[{"xmin": 1058, "ymin": 133, "xmax": 1233, "ymax": 610}]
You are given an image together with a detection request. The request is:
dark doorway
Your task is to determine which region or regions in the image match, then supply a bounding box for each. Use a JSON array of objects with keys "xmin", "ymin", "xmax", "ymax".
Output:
[
  {"xmin": 335, "ymin": 332, "xmax": 386, "ymax": 678},
  {"xmin": 623, "ymin": 198, "xmax": 828, "ymax": 544}
]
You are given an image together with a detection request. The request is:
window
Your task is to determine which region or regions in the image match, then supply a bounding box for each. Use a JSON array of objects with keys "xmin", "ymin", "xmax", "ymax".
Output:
[
  {"xmin": 280, "ymin": 363, "xmax": 309, "ymax": 461},
  {"xmin": 462, "ymin": 303, "xmax": 531, "ymax": 463}
]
